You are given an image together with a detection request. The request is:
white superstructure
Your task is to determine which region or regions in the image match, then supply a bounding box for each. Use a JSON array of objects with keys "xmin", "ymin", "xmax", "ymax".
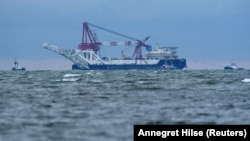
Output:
[
  {"xmin": 43, "ymin": 43, "xmax": 160, "ymax": 69},
  {"xmin": 146, "ymin": 47, "xmax": 178, "ymax": 59}
]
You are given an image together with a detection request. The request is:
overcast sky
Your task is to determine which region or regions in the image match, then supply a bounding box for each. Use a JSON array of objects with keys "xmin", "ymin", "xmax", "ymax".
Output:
[{"xmin": 0, "ymin": 0, "xmax": 249, "ymax": 70}]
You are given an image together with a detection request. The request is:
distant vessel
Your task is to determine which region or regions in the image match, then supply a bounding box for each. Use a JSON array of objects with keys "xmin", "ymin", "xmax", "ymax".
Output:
[
  {"xmin": 224, "ymin": 63, "xmax": 244, "ymax": 70},
  {"xmin": 12, "ymin": 59, "xmax": 25, "ymax": 71},
  {"xmin": 43, "ymin": 22, "xmax": 187, "ymax": 70}
]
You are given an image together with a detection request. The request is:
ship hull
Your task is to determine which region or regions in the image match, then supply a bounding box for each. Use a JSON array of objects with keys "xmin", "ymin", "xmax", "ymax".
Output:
[
  {"xmin": 72, "ymin": 59, "xmax": 186, "ymax": 70},
  {"xmin": 12, "ymin": 67, "xmax": 25, "ymax": 71},
  {"xmin": 224, "ymin": 66, "xmax": 244, "ymax": 70}
]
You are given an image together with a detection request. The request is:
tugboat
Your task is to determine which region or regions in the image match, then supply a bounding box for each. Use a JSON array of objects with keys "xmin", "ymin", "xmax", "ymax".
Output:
[
  {"xmin": 224, "ymin": 63, "xmax": 244, "ymax": 70},
  {"xmin": 12, "ymin": 59, "xmax": 25, "ymax": 71}
]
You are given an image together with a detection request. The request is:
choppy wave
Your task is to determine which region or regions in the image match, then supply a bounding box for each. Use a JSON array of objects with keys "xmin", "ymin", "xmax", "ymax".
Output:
[
  {"xmin": 63, "ymin": 73, "xmax": 81, "ymax": 77},
  {"xmin": 242, "ymin": 78, "xmax": 250, "ymax": 82},
  {"xmin": 0, "ymin": 70, "xmax": 250, "ymax": 141},
  {"xmin": 90, "ymin": 79, "xmax": 103, "ymax": 83},
  {"xmin": 62, "ymin": 77, "xmax": 81, "ymax": 82}
]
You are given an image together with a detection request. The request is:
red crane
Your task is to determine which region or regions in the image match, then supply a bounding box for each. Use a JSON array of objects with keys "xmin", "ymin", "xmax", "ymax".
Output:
[{"xmin": 78, "ymin": 22, "xmax": 152, "ymax": 59}]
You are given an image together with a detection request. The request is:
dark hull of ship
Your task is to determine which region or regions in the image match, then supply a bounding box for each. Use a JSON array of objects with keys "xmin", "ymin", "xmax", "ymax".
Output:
[
  {"xmin": 72, "ymin": 59, "xmax": 187, "ymax": 70},
  {"xmin": 12, "ymin": 67, "xmax": 25, "ymax": 71}
]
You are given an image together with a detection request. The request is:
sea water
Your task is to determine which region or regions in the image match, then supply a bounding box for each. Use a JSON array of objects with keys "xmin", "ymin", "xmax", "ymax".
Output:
[{"xmin": 0, "ymin": 70, "xmax": 250, "ymax": 141}]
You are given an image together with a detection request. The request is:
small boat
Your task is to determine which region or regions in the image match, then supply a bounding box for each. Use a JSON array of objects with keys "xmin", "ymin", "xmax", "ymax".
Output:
[
  {"xmin": 224, "ymin": 63, "xmax": 244, "ymax": 70},
  {"xmin": 12, "ymin": 59, "xmax": 25, "ymax": 71}
]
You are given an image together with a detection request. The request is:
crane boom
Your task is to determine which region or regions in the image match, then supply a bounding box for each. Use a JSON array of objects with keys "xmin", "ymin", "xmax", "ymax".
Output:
[
  {"xmin": 87, "ymin": 22, "xmax": 139, "ymax": 42},
  {"xmin": 78, "ymin": 22, "xmax": 151, "ymax": 60}
]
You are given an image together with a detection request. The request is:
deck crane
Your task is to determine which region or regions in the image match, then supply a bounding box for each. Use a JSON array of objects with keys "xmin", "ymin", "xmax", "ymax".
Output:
[{"xmin": 78, "ymin": 22, "xmax": 152, "ymax": 60}]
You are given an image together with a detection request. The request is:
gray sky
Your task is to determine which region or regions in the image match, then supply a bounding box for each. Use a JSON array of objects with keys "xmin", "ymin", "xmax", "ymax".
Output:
[{"xmin": 0, "ymin": 0, "xmax": 249, "ymax": 70}]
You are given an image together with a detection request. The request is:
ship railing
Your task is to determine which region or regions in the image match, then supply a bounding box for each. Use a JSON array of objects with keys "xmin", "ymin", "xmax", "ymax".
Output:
[{"xmin": 43, "ymin": 43, "xmax": 90, "ymax": 69}]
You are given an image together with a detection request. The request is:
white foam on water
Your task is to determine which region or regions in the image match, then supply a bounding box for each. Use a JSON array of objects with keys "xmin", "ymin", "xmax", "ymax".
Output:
[
  {"xmin": 154, "ymin": 71, "xmax": 158, "ymax": 73},
  {"xmin": 91, "ymin": 80, "xmax": 103, "ymax": 83},
  {"xmin": 62, "ymin": 78, "xmax": 80, "ymax": 82},
  {"xmin": 52, "ymin": 79, "xmax": 61, "ymax": 82},
  {"xmin": 86, "ymin": 71, "xmax": 94, "ymax": 75},
  {"xmin": 242, "ymin": 78, "xmax": 250, "ymax": 83},
  {"xmin": 63, "ymin": 74, "xmax": 81, "ymax": 77},
  {"xmin": 136, "ymin": 81, "xmax": 145, "ymax": 84}
]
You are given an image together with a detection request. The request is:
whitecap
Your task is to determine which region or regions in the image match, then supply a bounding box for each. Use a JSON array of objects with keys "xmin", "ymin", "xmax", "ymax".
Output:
[
  {"xmin": 62, "ymin": 78, "xmax": 80, "ymax": 82},
  {"xmin": 241, "ymin": 78, "xmax": 250, "ymax": 83},
  {"xmin": 63, "ymin": 74, "xmax": 81, "ymax": 77},
  {"xmin": 52, "ymin": 79, "xmax": 61, "ymax": 82},
  {"xmin": 86, "ymin": 72, "xmax": 93, "ymax": 75},
  {"xmin": 91, "ymin": 80, "xmax": 103, "ymax": 83},
  {"xmin": 136, "ymin": 81, "xmax": 145, "ymax": 84}
]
